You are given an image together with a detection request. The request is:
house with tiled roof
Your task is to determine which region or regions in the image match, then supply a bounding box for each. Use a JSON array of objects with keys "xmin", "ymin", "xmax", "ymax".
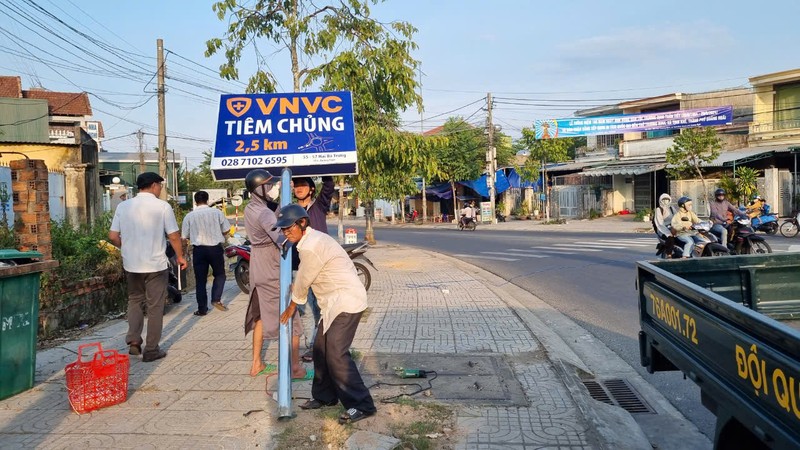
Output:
[
  {"xmin": 0, "ymin": 75, "xmax": 103, "ymax": 225},
  {"xmin": 0, "ymin": 76, "xmax": 104, "ymax": 146}
]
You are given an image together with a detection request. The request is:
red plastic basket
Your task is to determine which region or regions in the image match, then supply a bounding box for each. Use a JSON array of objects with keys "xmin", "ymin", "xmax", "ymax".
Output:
[{"xmin": 65, "ymin": 342, "xmax": 129, "ymax": 414}]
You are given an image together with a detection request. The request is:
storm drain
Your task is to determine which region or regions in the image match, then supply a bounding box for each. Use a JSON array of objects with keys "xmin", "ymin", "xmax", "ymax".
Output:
[{"xmin": 582, "ymin": 379, "xmax": 654, "ymax": 414}]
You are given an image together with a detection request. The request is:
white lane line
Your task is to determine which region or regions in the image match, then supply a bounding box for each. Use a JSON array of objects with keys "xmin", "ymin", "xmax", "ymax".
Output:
[
  {"xmin": 455, "ymin": 253, "xmax": 518, "ymax": 261},
  {"xmin": 790, "ymin": 245, "xmax": 800, "ymax": 252},
  {"xmin": 595, "ymin": 240, "xmax": 652, "ymax": 246},
  {"xmin": 572, "ymin": 241, "xmax": 649, "ymax": 248},
  {"xmin": 529, "ymin": 248, "xmax": 578, "ymax": 255},
  {"xmin": 483, "ymin": 251, "xmax": 548, "ymax": 258},
  {"xmin": 548, "ymin": 245, "xmax": 603, "ymax": 252}
]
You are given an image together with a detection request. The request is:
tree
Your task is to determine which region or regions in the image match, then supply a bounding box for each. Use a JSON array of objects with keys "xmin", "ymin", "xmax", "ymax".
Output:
[
  {"xmin": 719, "ymin": 166, "xmax": 760, "ymax": 206},
  {"xmin": 518, "ymin": 128, "xmax": 573, "ymax": 220},
  {"xmin": 185, "ymin": 150, "xmax": 243, "ymax": 195},
  {"xmin": 429, "ymin": 117, "xmax": 485, "ymax": 213},
  {"xmin": 666, "ymin": 127, "xmax": 722, "ymax": 214},
  {"xmin": 207, "ymin": 0, "xmax": 434, "ymax": 243}
]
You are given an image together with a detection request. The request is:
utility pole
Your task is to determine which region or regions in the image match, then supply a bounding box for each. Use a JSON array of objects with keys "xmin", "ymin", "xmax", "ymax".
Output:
[
  {"xmin": 420, "ymin": 67, "xmax": 427, "ymax": 224},
  {"xmin": 157, "ymin": 38, "xmax": 168, "ymax": 200},
  {"xmin": 487, "ymin": 92, "xmax": 497, "ymax": 224},
  {"xmin": 136, "ymin": 129, "xmax": 145, "ymax": 175}
]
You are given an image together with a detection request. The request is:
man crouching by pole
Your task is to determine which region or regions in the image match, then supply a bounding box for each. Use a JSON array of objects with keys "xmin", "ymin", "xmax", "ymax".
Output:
[{"xmin": 277, "ymin": 204, "xmax": 376, "ymax": 424}]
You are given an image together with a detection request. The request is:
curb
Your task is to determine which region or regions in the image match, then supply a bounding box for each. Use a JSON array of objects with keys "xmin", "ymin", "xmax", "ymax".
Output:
[{"xmin": 429, "ymin": 248, "xmax": 710, "ymax": 450}]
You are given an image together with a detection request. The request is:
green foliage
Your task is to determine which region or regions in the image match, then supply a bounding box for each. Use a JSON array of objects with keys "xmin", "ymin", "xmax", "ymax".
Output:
[
  {"xmin": 718, "ymin": 167, "xmax": 760, "ymax": 206},
  {"xmin": 185, "ymin": 150, "xmax": 244, "ymax": 195},
  {"xmin": 588, "ymin": 208, "xmax": 601, "ymax": 220},
  {"xmin": 634, "ymin": 208, "xmax": 653, "ymax": 222},
  {"xmin": 0, "ymin": 224, "xmax": 14, "ymax": 249},
  {"xmin": 665, "ymin": 127, "xmax": 722, "ymax": 180},
  {"xmin": 45, "ymin": 213, "xmax": 120, "ymax": 296},
  {"xmin": 430, "ymin": 117, "xmax": 484, "ymax": 185}
]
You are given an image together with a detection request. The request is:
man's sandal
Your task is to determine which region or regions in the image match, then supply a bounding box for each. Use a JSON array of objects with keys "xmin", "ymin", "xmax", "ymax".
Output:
[
  {"xmin": 299, "ymin": 399, "xmax": 338, "ymax": 410},
  {"xmin": 338, "ymin": 408, "xmax": 373, "ymax": 424}
]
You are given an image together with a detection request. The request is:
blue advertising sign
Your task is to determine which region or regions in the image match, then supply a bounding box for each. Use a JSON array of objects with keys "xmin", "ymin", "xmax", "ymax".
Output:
[
  {"xmin": 533, "ymin": 106, "xmax": 733, "ymax": 139},
  {"xmin": 211, "ymin": 91, "xmax": 357, "ymax": 180}
]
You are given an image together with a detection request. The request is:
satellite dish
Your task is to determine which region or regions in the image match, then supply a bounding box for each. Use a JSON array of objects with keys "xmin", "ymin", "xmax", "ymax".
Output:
[{"xmin": 112, "ymin": 176, "xmax": 121, "ymax": 184}]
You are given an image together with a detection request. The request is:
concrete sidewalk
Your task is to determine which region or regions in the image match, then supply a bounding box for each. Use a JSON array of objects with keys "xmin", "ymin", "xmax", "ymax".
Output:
[
  {"xmin": 336, "ymin": 213, "xmax": 654, "ymax": 234},
  {"xmin": 0, "ymin": 245, "xmax": 705, "ymax": 449}
]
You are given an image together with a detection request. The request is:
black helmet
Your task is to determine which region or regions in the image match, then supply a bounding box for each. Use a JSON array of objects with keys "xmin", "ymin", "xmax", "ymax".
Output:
[
  {"xmin": 245, "ymin": 169, "xmax": 274, "ymax": 193},
  {"xmin": 714, "ymin": 188, "xmax": 726, "ymax": 197},
  {"xmin": 273, "ymin": 204, "xmax": 309, "ymax": 230},
  {"xmin": 677, "ymin": 196, "xmax": 692, "ymax": 208},
  {"xmin": 293, "ymin": 176, "xmax": 316, "ymax": 192}
]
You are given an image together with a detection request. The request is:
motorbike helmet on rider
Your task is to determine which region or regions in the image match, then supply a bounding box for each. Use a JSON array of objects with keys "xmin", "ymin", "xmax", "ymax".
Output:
[
  {"xmin": 245, "ymin": 169, "xmax": 279, "ymax": 202},
  {"xmin": 678, "ymin": 196, "xmax": 692, "ymax": 210},
  {"xmin": 714, "ymin": 188, "xmax": 726, "ymax": 198}
]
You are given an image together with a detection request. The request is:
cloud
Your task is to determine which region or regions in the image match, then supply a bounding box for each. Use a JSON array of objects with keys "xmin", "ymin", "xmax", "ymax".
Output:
[{"xmin": 543, "ymin": 21, "xmax": 734, "ymax": 74}]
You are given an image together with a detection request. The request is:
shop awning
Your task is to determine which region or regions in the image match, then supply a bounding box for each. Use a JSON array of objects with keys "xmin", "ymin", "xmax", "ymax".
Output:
[
  {"xmin": 703, "ymin": 145, "xmax": 787, "ymax": 167},
  {"xmin": 582, "ymin": 162, "xmax": 666, "ymax": 177}
]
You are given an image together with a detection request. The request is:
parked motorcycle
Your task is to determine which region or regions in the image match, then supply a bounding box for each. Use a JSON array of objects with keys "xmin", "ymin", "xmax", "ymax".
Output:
[
  {"xmin": 723, "ymin": 217, "xmax": 773, "ymax": 254},
  {"xmin": 655, "ymin": 221, "xmax": 729, "ymax": 259},
  {"xmin": 225, "ymin": 240, "xmax": 375, "ymax": 294},
  {"xmin": 224, "ymin": 240, "xmax": 251, "ymax": 294},
  {"xmin": 341, "ymin": 242, "xmax": 377, "ymax": 291},
  {"xmin": 780, "ymin": 210, "xmax": 800, "ymax": 238},
  {"xmin": 458, "ymin": 215, "xmax": 477, "ymax": 231},
  {"xmin": 745, "ymin": 204, "xmax": 779, "ymax": 235}
]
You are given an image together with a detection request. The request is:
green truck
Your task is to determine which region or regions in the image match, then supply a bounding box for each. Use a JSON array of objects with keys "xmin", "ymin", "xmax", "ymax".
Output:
[{"xmin": 637, "ymin": 253, "xmax": 800, "ymax": 450}]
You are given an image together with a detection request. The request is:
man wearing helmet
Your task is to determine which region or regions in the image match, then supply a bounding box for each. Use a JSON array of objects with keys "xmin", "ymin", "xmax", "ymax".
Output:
[
  {"xmin": 710, "ymin": 188, "xmax": 744, "ymax": 245},
  {"xmin": 277, "ymin": 203, "xmax": 376, "ymax": 424},
  {"xmin": 292, "ymin": 176, "xmax": 335, "ymax": 362},
  {"xmin": 243, "ymin": 169, "xmax": 306, "ymax": 379},
  {"xmin": 671, "ymin": 197, "xmax": 702, "ymax": 257}
]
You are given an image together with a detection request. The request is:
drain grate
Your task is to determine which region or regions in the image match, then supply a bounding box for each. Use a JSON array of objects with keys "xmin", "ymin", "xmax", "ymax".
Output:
[{"xmin": 582, "ymin": 378, "xmax": 654, "ymax": 414}]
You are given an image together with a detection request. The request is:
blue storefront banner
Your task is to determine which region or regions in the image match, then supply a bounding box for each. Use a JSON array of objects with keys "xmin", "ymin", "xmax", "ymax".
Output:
[
  {"xmin": 211, "ymin": 91, "xmax": 357, "ymax": 180},
  {"xmin": 533, "ymin": 106, "xmax": 733, "ymax": 139}
]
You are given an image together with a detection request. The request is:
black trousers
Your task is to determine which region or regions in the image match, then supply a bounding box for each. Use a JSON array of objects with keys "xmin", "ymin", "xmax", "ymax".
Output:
[
  {"xmin": 193, "ymin": 245, "xmax": 226, "ymax": 313},
  {"xmin": 312, "ymin": 312, "xmax": 376, "ymax": 413}
]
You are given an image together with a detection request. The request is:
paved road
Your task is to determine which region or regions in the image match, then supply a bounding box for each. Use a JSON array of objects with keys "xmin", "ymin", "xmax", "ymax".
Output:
[{"xmin": 337, "ymin": 223, "xmax": 799, "ymax": 440}]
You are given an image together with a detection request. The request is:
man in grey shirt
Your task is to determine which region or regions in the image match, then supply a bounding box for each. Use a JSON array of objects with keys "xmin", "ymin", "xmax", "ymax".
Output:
[{"xmin": 182, "ymin": 190, "xmax": 230, "ymax": 315}]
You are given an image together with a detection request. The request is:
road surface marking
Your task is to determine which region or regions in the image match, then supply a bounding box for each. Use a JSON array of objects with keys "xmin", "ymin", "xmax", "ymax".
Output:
[
  {"xmin": 483, "ymin": 251, "xmax": 548, "ymax": 258},
  {"xmin": 548, "ymin": 244, "xmax": 603, "ymax": 252},
  {"xmin": 528, "ymin": 248, "xmax": 578, "ymax": 255},
  {"xmin": 790, "ymin": 245, "xmax": 800, "ymax": 252},
  {"xmin": 595, "ymin": 240, "xmax": 652, "ymax": 246},
  {"xmin": 454, "ymin": 253, "xmax": 518, "ymax": 261},
  {"xmin": 571, "ymin": 241, "xmax": 643, "ymax": 248}
]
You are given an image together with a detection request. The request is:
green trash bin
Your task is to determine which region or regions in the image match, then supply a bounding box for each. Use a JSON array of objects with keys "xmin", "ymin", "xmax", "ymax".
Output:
[{"xmin": 0, "ymin": 250, "xmax": 58, "ymax": 400}]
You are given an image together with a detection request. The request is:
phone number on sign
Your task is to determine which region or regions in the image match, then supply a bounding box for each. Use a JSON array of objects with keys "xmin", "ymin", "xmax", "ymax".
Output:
[{"xmin": 218, "ymin": 156, "xmax": 288, "ymax": 167}]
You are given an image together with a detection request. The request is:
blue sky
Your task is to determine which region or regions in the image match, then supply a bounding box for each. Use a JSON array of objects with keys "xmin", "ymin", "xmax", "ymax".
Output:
[{"xmin": 2, "ymin": 0, "xmax": 799, "ymax": 168}]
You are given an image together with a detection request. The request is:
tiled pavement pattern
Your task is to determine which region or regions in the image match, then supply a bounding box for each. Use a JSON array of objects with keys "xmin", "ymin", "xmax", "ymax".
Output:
[{"xmin": 1, "ymin": 246, "xmax": 597, "ymax": 449}]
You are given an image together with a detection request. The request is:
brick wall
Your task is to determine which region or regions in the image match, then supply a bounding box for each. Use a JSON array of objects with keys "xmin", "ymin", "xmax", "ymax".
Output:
[
  {"xmin": 39, "ymin": 275, "xmax": 127, "ymax": 338},
  {"xmin": 10, "ymin": 159, "xmax": 51, "ymax": 259}
]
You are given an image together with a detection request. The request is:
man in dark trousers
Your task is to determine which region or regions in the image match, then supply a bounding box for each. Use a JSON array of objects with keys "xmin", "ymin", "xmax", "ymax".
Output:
[
  {"xmin": 278, "ymin": 204, "xmax": 376, "ymax": 424},
  {"xmin": 292, "ymin": 176, "xmax": 334, "ymax": 361},
  {"xmin": 182, "ymin": 190, "xmax": 230, "ymax": 316},
  {"xmin": 109, "ymin": 172, "xmax": 187, "ymax": 362}
]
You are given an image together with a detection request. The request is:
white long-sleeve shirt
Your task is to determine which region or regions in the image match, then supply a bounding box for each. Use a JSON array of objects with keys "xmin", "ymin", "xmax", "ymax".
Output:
[{"xmin": 291, "ymin": 228, "xmax": 367, "ymax": 333}]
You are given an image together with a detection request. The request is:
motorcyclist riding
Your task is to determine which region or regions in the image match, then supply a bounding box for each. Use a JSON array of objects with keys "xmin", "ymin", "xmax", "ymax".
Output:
[
  {"xmin": 709, "ymin": 188, "xmax": 745, "ymax": 246},
  {"xmin": 654, "ymin": 193, "xmax": 676, "ymax": 255},
  {"xmin": 671, "ymin": 196, "xmax": 702, "ymax": 258},
  {"xmin": 745, "ymin": 195, "xmax": 766, "ymax": 219},
  {"xmin": 460, "ymin": 202, "xmax": 476, "ymax": 227}
]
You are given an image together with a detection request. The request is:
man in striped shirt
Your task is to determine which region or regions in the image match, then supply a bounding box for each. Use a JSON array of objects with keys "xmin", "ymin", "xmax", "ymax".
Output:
[{"xmin": 182, "ymin": 191, "xmax": 231, "ymax": 316}]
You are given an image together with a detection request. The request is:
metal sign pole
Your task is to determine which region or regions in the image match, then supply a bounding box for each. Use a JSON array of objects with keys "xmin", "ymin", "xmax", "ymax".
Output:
[{"xmin": 277, "ymin": 167, "xmax": 294, "ymax": 418}]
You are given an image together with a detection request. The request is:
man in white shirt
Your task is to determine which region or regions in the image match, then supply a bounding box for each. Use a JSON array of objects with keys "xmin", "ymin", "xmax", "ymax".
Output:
[
  {"xmin": 278, "ymin": 204, "xmax": 376, "ymax": 424},
  {"xmin": 460, "ymin": 202, "xmax": 475, "ymax": 227},
  {"xmin": 182, "ymin": 190, "xmax": 230, "ymax": 316},
  {"xmin": 109, "ymin": 172, "xmax": 187, "ymax": 362}
]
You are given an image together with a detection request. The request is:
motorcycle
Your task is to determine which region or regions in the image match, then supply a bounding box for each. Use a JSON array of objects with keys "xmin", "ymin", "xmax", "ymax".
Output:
[
  {"xmin": 655, "ymin": 221, "xmax": 729, "ymax": 259},
  {"xmin": 225, "ymin": 239, "xmax": 375, "ymax": 293},
  {"xmin": 745, "ymin": 204, "xmax": 779, "ymax": 235},
  {"xmin": 224, "ymin": 240, "xmax": 251, "ymax": 294},
  {"xmin": 780, "ymin": 210, "xmax": 800, "ymax": 238},
  {"xmin": 458, "ymin": 215, "xmax": 477, "ymax": 231},
  {"xmin": 341, "ymin": 242, "xmax": 377, "ymax": 291},
  {"xmin": 721, "ymin": 217, "xmax": 773, "ymax": 255}
]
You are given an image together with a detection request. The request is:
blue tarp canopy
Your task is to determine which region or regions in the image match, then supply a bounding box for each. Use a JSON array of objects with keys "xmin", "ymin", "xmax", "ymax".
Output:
[
  {"xmin": 458, "ymin": 170, "xmax": 511, "ymax": 197},
  {"xmin": 412, "ymin": 181, "xmax": 453, "ymax": 199}
]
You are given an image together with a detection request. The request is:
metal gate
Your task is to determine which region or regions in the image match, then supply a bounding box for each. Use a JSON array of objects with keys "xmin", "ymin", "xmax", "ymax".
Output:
[{"xmin": 556, "ymin": 186, "xmax": 579, "ymax": 218}]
